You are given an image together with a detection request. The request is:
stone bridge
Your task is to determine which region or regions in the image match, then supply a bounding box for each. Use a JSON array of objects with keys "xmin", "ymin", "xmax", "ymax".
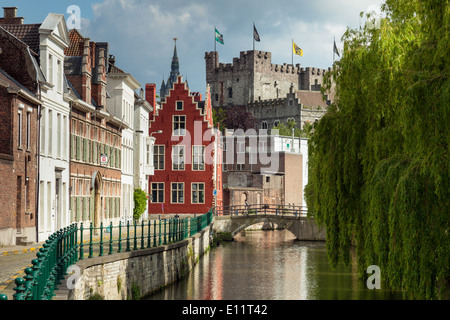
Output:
[{"xmin": 212, "ymin": 214, "xmax": 326, "ymax": 241}]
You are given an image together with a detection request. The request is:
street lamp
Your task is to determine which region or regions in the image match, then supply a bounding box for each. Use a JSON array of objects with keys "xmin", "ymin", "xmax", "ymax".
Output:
[{"xmin": 150, "ymin": 130, "xmax": 162, "ymax": 137}]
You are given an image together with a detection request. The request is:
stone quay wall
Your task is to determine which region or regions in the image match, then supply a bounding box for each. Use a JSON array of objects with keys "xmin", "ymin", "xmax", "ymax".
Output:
[{"xmin": 63, "ymin": 225, "xmax": 212, "ymax": 300}]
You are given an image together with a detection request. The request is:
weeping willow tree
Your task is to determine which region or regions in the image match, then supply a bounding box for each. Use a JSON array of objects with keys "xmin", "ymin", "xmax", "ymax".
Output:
[{"xmin": 305, "ymin": 0, "xmax": 449, "ymax": 299}]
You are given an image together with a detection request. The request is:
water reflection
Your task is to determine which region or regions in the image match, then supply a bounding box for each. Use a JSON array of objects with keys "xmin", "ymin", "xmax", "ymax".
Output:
[{"xmin": 148, "ymin": 230, "xmax": 403, "ymax": 300}]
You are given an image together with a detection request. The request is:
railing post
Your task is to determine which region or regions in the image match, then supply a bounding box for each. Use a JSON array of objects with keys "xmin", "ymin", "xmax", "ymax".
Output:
[
  {"xmin": 163, "ymin": 219, "xmax": 167, "ymax": 245},
  {"xmin": 109, "ymin": 221, "xmax": 113, "ymax": 255},
  {"xmin": 168, "ymin": 219, "xmax": 172, "ymax": 243},
  {"xmin": 89, "ymin": 222, "xmax": 94, "ymax": 258},
  {"xmin": 141, "ymin": 220, "xmax": 145, "ymax": 249},
  {"xmin": 147, "ymin": 220, "xmax": 151, "ymax": 248},
  {"xmin": 118, "ymin": 221, "xmax": 122, "ymax": 253},
  {"xmin": 158, "ymin": 218, "xmax": 162, "ymax": 246},
  {"xmin": 153, "ymin": 220, "xmax": 157, "ymax": 247},
  {"xmin": 99, "ymin": 222, "xmax": 104, "ymax": 257},
  {"xmin": 79, "ymin": 222, "xmax": 84, "ymax": 260},
  {"xmin": 133, "ymin": 220, "xmax": 138, "ymax": 250},
  {"xmin": 13, "ymin": 278, "xmax": 26, "ymax": 300},
  {"xmin": 126, "ymin": 220, "xmax": 131, "ymax": 252}
]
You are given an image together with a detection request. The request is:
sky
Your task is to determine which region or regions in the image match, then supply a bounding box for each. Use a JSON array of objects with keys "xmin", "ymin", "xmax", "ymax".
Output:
[{"xmin": 3, "ymin": 0, "xmax": 384, "ymax": 96}]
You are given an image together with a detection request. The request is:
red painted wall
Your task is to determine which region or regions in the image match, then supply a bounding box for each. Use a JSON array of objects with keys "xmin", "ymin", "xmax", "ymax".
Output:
[{"xmin": 147, "ymin": 76, "xmax": 222, "ymax": 215}]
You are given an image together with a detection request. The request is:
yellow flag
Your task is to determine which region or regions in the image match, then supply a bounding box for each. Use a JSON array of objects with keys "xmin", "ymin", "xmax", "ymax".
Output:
[{"xmin": 293, "ymin": 41, "xmax": 303, "ymax": 56}]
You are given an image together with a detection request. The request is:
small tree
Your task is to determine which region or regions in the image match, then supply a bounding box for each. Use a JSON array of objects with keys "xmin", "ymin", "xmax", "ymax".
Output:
[{"xmin": 133, "ymin": 188, "xmax": 148, "ymax": 221}]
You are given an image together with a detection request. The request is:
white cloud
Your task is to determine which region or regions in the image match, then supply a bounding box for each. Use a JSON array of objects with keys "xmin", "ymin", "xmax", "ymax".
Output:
[{"xmin": 77, "ymin": 0, "xmax": 385, "ymax": 95}]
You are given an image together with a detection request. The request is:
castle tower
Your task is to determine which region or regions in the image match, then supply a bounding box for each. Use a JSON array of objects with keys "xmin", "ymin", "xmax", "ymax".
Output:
[{"xmin": 205, "ymin": 50, "xmax": 305, "ymax": 108}]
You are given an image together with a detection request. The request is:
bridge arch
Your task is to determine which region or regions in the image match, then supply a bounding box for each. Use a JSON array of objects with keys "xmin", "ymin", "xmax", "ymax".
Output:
[{"xmin": 213, "ymin": 215, "xmax": 326, "ymax": 241}]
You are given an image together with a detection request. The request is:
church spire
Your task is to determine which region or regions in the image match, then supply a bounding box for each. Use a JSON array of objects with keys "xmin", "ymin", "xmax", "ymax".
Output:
[{"xmin": 170, "ymin": 38, "xmax": 180, "ymax": 81}]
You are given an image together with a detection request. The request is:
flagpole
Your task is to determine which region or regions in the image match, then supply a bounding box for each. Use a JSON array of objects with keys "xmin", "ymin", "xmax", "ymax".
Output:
[
  {"xmin": 292, "ymin": 39, "xmax": 294, "ymax": 66},
  {"xmin": 253, "ymin": 22, "xmax": 255, "ymax": 51},
  {"xmin": 214, "ymin": 26, "xmax": 217, "ymax": 53},
  {"xmin": 333, "ymin": 36, "xmax": 335, "ymax": 64}
]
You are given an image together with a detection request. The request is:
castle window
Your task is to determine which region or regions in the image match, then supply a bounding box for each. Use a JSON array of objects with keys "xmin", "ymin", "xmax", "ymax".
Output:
[
  {"xmin": 261, "ymin": 121, "xmax": 268, "ymax": 129},
  {"xmin": 215, "ymin": 94, "xmax": 218, "ymax": 101},
  {"xmin": 228, "ymin": 88, "xmax": 233, "ymax": 99},
  {"xmin": 274, "ymin": 120, "xmax": 280, "ymax": 127}
]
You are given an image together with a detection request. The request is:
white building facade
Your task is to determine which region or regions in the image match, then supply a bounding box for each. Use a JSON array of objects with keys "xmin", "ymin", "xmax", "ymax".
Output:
[
  {"xmin": 106, "ymin": 62, "xmax": 140, "ymax": 222},
  {"xmin": 37, "ymin": 14, "xmax": 71, "ymax": 241},
  {"xmin": 134, "ymin": 90, "xmax": 154, "ymax": 220}
]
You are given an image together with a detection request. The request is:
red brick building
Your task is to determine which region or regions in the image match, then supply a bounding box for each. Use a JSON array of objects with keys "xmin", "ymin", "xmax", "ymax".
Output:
[
  {"xmin": 0, "ymin": 26, "xmax": 41, "ymax": 245},
  {"xmin": 64, "ymin": 29, "xmax": 124, "ymax": 227},
  {"xmin": 146, "ymin": 77, "xmax": 222, "ymax": 215}
]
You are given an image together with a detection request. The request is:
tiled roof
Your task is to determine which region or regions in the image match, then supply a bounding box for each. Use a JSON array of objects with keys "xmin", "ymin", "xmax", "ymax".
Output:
[
  {"xmin": 65, "ymin": 29, "xmax": 84, "ymax": 56},
  {"xmin": 0, "ymin": 23, "xmax": 41, "ymax": 55},
  {"xmin": 296, "ymin": 90, "xmax": 329, "ymax": 107}
]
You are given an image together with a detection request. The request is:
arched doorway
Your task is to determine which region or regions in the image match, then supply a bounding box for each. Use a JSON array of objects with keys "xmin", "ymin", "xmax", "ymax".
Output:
[{"xmin": 90, "ymin": 171, "xmax": 102, "ymax": 230}]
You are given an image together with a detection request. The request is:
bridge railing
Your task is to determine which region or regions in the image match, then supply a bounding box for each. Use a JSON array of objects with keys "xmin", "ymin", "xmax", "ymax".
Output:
[
  {"xmin": 214, "ymin": 204, "xmax": 307, "ymax": 217},
  {"xmin": 3, "ymin": 210, "xmax": 213, "ymax": 300}
]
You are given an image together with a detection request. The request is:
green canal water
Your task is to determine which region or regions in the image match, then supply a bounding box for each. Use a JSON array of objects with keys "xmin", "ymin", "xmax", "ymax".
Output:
[{"xmin": 148, "ymin": 229, "xmax": 404, "ymax": 300}]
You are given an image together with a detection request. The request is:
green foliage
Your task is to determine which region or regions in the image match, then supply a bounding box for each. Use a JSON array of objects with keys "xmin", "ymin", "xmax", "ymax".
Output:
[
  {"xmin": 133, "ymin": 188, "xmax": 148, "ymax": 221},
  {"xmin": 272, "ymin": 120, "xmax": 313, "ymax": 138},
  {"xmin": 305, "ymin": 0, "xmax": 449, "ymax": 299}
]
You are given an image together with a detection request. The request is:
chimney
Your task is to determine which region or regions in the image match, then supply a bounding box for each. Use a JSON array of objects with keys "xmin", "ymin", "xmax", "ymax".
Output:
[
  {"xmin": 145, "ymin": 83, "xmax": 156, "ymax": 114},
  {"xmin": 1, "ymin": 7, "xmax": 24, "ymax": 25}
]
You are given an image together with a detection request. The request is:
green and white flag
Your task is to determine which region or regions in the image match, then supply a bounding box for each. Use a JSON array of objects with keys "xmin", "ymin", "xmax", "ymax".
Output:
[{"xmin": 215, "ymin": 28, "xmax": 224, "ymax": 44}]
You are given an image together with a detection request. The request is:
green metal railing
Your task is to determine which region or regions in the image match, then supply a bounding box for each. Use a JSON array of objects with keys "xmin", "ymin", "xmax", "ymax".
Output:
[{"xmin": 4, "ymin": 210, "xmax": 212, "ymax": 300}]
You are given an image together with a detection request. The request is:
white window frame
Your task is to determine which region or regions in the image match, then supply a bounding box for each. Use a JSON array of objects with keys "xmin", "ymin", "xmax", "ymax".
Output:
[
  {"xmin": 171, "ymin": 182, "xmax": 184, "ymax": 204},
  {"xmin": 173, "ymin": 115, "xmax": 186, "ymax": 136},
  {"xmin": 172, "ymin": 145, "xmax": 185, "ymax": 170},
  {"xmin": 191, "ymin": 182, "xmax": 205, "ymax": 204},
  {"xmin": 192, "ymin": 145, "xmax": 205, "ymax": 171},
  {"xmin": 151, "ymin": 182, "xmax": 164, "ymax": 203}
]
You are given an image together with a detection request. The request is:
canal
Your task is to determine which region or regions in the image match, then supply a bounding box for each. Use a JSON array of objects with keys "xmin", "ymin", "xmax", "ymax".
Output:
[{"xmin": 148, "ymin": 229, "xmax": 404, "ymax": 300}]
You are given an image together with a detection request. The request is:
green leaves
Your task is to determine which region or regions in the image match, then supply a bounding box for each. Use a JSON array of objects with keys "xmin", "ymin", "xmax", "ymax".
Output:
[
  {"xmin": 306, "ymin": 0, "xmax": 449, "ymax": 299},
  {"xmin": 133, "ymin": 188, "xmax": 148, "ymax": 221}
]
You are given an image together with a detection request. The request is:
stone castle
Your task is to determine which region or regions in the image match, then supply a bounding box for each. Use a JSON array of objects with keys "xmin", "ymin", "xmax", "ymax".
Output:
[{"xmin": 205, "ymin": 50, "xmax": 334, "ymax": 130}]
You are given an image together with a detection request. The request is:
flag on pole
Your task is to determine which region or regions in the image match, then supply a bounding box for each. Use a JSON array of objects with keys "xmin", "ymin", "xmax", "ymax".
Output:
[
  {"xmin": 253, "ymin": 23, "xmax": 260, "ymax": 42},
  {"xmin": 293, "ymin": 41, "xmax": 303, "ymax": 56},
  {"xmin": 215, "ymin": 28, "xmax": 224, "ymax": 45},
  {"xmin": 333, "ymin": 40, "xmax": 340, "ymax": 57}
]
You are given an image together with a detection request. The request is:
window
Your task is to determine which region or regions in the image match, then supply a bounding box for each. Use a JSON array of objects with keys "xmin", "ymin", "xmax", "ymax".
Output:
[
  {"xmin": 48, "ymin": 54, "xmax": 53, "ymax": 84},
  {"xmin": 173, "ymin": 115, "xmax": 186, "ymax": 136},
  {"xmin": 57, "ymin": 60, "xmax": 62, "ymax": 93},
  {"xmin": 176, "ymin": 101, "xmax": 183, "ymax": 111},
  {"xmin": 228, "ymin": 88, "xmax": 233, "ymax": 98},
  {"xmin": 171, "ymin": 183, "xmax": 184, "ymax": 204},
  {"xmin": 56, "ymin": 113, "xmax": 61, "ymax": 157},
  {"xmin": 172, "ymin": 145, "xmax": 185, "ymax": 170},
  {"xmin": 261, "ymin": 121, "xmax": 268, "ymax": 129},
  {"xmin": 273, "ymin": 120, "xmax": 280, "ymax": 127},
  {"xmin": 26, "ymin": 111, "xmax": 32, "ymax": 150},
  {"xmin": 192, "ymin": 145, "xmax": 205, "ymax": 171},
  {"xmin": 236, "ymin": 163, "xmax": 245, "ymax": 171},
  {"xmin": 153, "ymin": 145, "xmax": 165, "ymax": 170},
  {"xmin": 259, "ymin": 140, "xmax": 267, "ymax": 152},
  {"xmin": 146, "ymin": 144, "xmax": 150, "ymax": 166},
  {"xmin": 151, "ymin": 183, "xmax": 164, "ymax": 203},
  {"xmin": 192, "ymin": 183, "xmax": 205, "ymax": 204},
  {"xmin": 48, "ymin": 110, "xmax": 53, "ymax": 155},
  {"xmin": 17, "ymin": 109, "xmax": 23, "ymax": 147},
  {"xmin": 236, "ymin": 141, "xmax": 245, "ymax": 153}
]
